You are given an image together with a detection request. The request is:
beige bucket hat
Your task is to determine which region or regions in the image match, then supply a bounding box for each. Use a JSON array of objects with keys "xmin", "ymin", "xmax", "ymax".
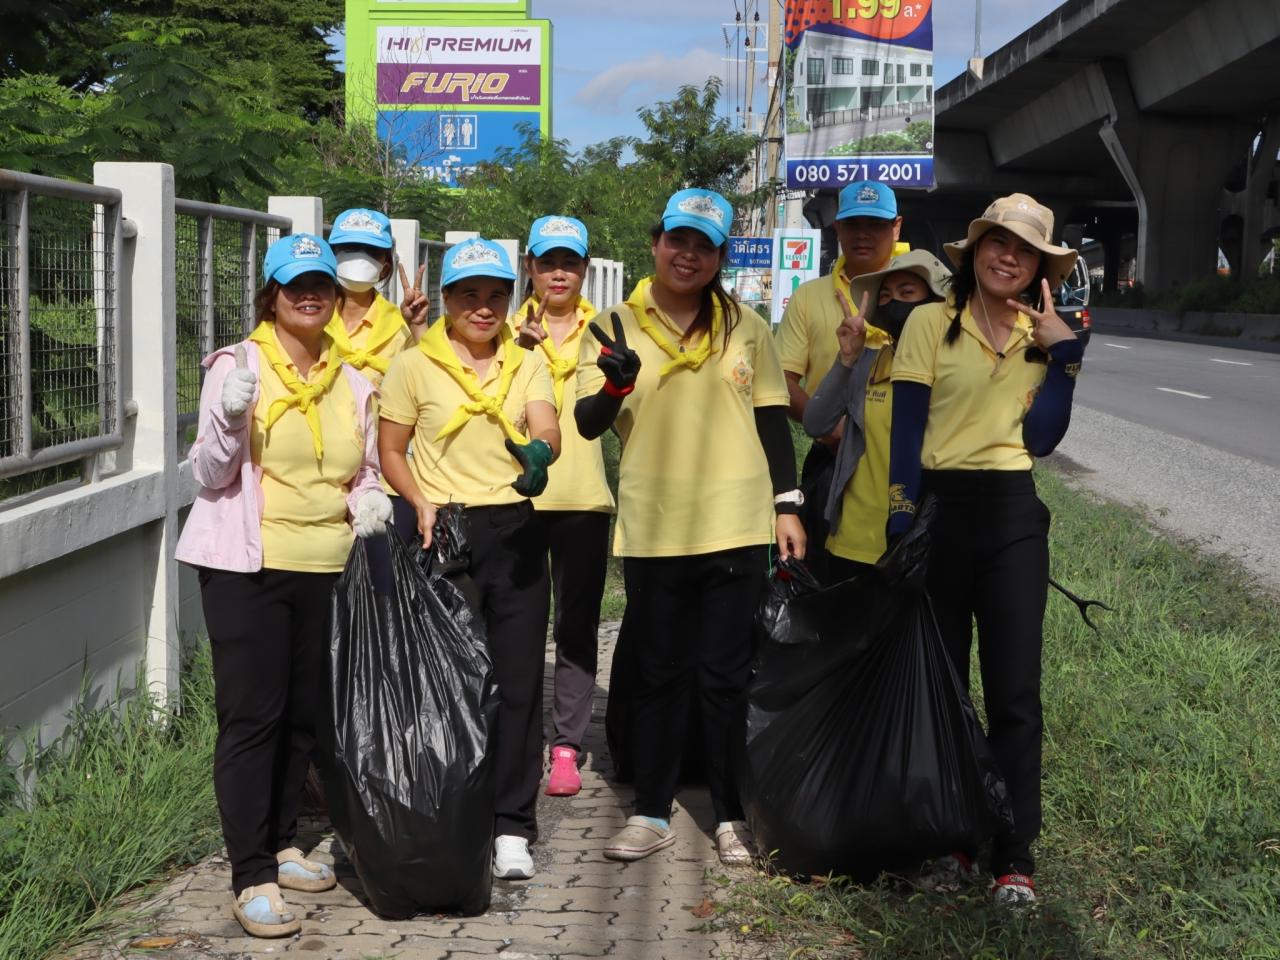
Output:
[
  {"xmin": 850, "ymin": 249, "xmax": 952, "ymax": 325},
  {"xmin": 943, "ymin": 193, "xmax": 1078, "ymax": 288}
]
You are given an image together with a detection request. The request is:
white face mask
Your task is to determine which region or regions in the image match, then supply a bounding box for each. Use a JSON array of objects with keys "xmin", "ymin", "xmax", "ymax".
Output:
[{"xmin": 335, "ymin": 250, "xmax": 385, "ymax": 292}]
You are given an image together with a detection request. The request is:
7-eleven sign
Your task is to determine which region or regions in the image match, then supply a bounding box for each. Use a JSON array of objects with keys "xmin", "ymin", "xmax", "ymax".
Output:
[
  {"xmin": 782, "ymin": 237, "xmax": 813, "ymax": 270},
  {"xmin": 771, "ymin": 227, "xmax": 823, "ymax": 326}
]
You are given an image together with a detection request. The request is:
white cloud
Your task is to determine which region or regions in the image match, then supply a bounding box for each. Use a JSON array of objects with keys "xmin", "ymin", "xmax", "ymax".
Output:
[{"xmin": 574, "ymin": 48, "xmax": 728, "ymax": 111}]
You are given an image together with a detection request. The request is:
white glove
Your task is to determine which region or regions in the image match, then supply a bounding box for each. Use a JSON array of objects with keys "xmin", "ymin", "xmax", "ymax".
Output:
[
  {"xmin": 352, "ymin": 489, "xmax": 393, "ymax": 539},
  {"xmin": 221, "ymin": 344, "xmax": 257, "ymax": 418}
]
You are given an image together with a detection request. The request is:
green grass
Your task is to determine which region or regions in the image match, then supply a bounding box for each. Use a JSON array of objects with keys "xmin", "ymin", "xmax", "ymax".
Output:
[
  {"xmin": 0, "ymin": 646, "xmax": 222, "ymax": 960},
  {"xmin": 716, "ymin": 467, "xmax": 1280, "ymax": 959}
]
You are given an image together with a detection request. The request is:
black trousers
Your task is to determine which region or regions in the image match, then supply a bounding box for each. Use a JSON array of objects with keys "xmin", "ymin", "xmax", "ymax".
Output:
[
  {"xmin": 543, "ymin": 510, "xmax": 611, "ymax": 752},
  {"xmin": 921, "ymin": 470, "xmax": 1050, "ymax": 877},
  {"xmin": 199, "ymin": 566, "xmax": 337, "ymax": 895},
  {"xmin": 624, "ymin": 545, "xmax": 769, "ymax": 823},
  {"xmin": 391, "ymin": 496, "xmax": 550, "ymax": 842},
  {"xmin": 800, "ymin": 441, "xmax": 836, "ymax": 584}
]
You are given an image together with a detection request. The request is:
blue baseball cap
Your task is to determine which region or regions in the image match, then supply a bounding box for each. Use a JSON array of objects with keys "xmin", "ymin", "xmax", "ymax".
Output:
[
  {"xmin": 527, "ymin": 215, "xmax": 589, "ymax": 258},
  {"xmin": 661, "ymin": 188, "xmax": 733, "ymax": 247},
  {"xmin": 263, "ymin": 233, "xmax": 337, "ymax": 285},
  {"xmin": 441, "ymin": 237, "xmax": 517, "ymax": 287},
  {"xmin": 836, "ymin": 180, "xmax": 899, "ymax": 221},
  {"xmin": 328, "ymin": 208, "xmax": 393, "ymax": 249}
]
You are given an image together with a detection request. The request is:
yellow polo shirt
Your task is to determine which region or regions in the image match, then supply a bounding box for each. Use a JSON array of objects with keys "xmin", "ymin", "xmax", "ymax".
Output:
[
  {"xmin": 326, "ymin": 293, "xmax": 413, "ymax": 388},
  {"xmin": 252, "ymin": 343, "xmax": 362, "ymax": 573},
  {"xmin": 891, "ymin": 301, "xmax": 1046, "ymax": 471},
  {"xmin": 827, "ymin": 348, "xmax": 894, "ymax": 565},
  {"xmin": 380, "ymin": 320, "xmax": 556, "ymax": 507},
  {"xmin": 577, "ymin": 292, "xmax": 789, "ymax": 557},
  {"xmin": 510, "ymin": 297, "xmax": 614, "ymax": 514}
]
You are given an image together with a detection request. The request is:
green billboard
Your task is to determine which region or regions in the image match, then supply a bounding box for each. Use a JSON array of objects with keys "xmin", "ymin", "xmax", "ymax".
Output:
[{"xmin": 345, "ymin": 0, "xmax": 550, "ymax": 187}]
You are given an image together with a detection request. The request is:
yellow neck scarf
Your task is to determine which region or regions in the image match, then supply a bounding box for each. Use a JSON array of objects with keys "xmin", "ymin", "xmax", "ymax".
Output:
[
  {"xmin": 418, "ymin": 317, "xmax": 528, "ymax": 445},
  {"xmin": 514, "ymin": 295, "xmax": 598, "ymax": 409},
  {"xmin": 624, "ymin": 277, "xmax": 720, "ymax": 378},
  {"xmin": 325, "ymin": 295, "xmax": 405, "ymax": 374},
  {"xmin": 832, "ymin": 256, "xmax": 892, "ymax": 350},
  {"xmin": 248, "ymin": 321, "xmax": 342, "ymax": 460}
]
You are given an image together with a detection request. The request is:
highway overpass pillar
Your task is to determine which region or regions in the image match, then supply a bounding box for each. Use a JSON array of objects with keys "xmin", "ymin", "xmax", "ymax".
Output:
[{"xmin": 1096, "ymin": 61, "xmax": 1250, "ymax": 290}]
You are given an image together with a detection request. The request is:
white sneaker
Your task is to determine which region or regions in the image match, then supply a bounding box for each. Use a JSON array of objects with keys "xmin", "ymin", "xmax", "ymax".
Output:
[{"xmin": 493, "ymin": 835, "xmax": 535, "ymax": 880}]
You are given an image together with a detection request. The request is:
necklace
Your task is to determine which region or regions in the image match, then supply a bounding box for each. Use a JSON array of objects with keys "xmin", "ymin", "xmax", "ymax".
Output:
[{"xmin": 975, "ymin": 286, "xmax": 1008, "ymax": 377}]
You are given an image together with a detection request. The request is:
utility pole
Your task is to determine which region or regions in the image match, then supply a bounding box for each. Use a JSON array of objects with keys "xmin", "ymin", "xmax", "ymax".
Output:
[{"xmin": 764, "ymin": 0, "xmax": 783, "ymax": 233}]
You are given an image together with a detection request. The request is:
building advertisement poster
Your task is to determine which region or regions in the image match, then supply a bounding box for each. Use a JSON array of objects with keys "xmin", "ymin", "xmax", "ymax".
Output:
[
  {"xmin": 783, "ymin": 0, "xmax": 935, "ymax": 191},
  {"xmin": 346, "ymin": 1, "xmax": 550, "ymax": 188},
  {"xmin": 770, "ymin": 227, "xmax": 823, "ymax": 326}
]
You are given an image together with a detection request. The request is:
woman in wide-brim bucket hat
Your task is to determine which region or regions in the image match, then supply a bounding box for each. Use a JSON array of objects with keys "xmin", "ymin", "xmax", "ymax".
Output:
[
  {"xmin": 886, "ymin": 192, "xmax": 1084, "ymax": 904},
  {"xmin": 943, "ymin": 193, "xmax": 1078, "ymax": 290}
]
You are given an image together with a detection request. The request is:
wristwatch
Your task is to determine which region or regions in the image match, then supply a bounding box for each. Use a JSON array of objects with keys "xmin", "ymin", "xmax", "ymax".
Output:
[{"xmin": 773, "ymin": 489, "xmax": 805, "ymax": 507}]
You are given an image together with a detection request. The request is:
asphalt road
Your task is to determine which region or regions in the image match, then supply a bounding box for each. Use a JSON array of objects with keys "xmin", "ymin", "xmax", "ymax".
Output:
[
  {"xmin": 1071, "ymin": 332, "xmax": 1280, "ymax": 467},
  {"xmin": 1045, "ymin": 331, "xmax": 1280, "ymax": 591}
]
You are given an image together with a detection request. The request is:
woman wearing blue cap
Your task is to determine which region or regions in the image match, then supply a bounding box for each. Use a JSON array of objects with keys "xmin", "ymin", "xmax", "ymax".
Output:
[
  {"xmin": 176, "ymin": 234, "xmax": 392, "ymax": 938},
  {"xmin": 325, "ymin": 208, "xmax": 429, "ymax": 384},
  {"xmin": 575, "ymin": 188, "xmax": 805, "ymax": 865},
  {"xmin": 511, "ymin": 216, "xmax": 614, "ymax": 798},
  {"xmin": 378, "ymin": 237, "xmax": 560, "ymax": 881}
]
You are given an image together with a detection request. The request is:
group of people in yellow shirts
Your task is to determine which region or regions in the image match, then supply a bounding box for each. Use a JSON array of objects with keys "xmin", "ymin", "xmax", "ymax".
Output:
[{"xmin": 176, "ymin": 179, "xmax": 1084, "ymax": 937}]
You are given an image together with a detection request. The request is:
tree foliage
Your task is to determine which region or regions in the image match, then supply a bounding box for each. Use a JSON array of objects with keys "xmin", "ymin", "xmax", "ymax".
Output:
[{"xmin": 2, "ymin": 6, "xmax": 763, "ymax": 285}]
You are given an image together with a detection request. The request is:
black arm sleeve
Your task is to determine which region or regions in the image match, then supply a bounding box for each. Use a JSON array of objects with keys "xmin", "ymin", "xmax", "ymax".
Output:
[
  {"xmin": 1022, "ymin": 338, "xmax": 1085, "ymax": 457},
  {"xmin": 755, "ymin": 405, "xmax": 798, "ymax": 500},
  {"xmin": 574, "ymin": 390, "xmax": 624, "ymax": 441}
]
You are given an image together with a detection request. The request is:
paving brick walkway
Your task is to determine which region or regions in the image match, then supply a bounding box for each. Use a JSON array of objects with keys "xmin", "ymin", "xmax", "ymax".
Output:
[{"xmin": 80, "ymin": 624, "xmax": 767, "ymax": 960}]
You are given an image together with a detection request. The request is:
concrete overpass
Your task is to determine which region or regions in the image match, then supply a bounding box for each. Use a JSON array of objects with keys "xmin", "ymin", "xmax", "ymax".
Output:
[{"xmin": 804, "ymin": 0, "xmax": 1280, "ymax": 291}]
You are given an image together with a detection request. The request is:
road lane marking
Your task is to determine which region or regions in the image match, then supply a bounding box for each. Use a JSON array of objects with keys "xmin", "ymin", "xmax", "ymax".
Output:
[
  {"xmin": 1156, "ymin": 387, "xmax": 1211, "ymax": 399},
  {"xmin": 1209, "ymin": 358, "xmax": 1252, "ymax": 366},
  {"xmin": 1105, "ymin": 343, "xmax": 1132, "ymax": 349}
]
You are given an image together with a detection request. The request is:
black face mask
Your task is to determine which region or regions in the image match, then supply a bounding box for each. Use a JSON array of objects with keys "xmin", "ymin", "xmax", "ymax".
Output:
[{"xmin": 873, "ymin": 298, "xmax": 918, "ymax": 342}]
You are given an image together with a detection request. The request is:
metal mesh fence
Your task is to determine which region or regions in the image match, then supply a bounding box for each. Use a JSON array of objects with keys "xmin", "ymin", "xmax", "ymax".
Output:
[
  {"xmin": 26, "ymin": 193, "xmax": 117, "ymax": 451},
  {"xmin": 175, "ymin": 212, "xmax": 204, "ymax": 419},
  {"xmin": 0, "ymin": 198, "xmax": 16, "ymax": 461}
]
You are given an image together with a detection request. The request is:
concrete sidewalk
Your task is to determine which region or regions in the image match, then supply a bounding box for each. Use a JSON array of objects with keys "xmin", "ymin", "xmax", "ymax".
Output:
[{"xmin": 80, "ymin": 624, "xmax": 766, "ymax": 960}]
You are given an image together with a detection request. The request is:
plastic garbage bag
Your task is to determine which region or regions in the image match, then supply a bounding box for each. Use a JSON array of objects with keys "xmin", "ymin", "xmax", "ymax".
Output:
[
  {"xmin": 323, "ymin": 523, "xmax": 497, "ymax": 918},
  {"xmin": 739, "ymin": 499, "xmax": 1013, "ymax": 879}
]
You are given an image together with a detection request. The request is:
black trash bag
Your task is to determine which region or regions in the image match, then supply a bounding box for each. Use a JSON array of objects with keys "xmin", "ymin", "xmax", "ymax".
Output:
[
  {"xmin": 605, "ymin": 612, "xmax": 706, "ymax": 785},
  {"xmin": 739, "ymin": 500, "xmax": 1013, "ymax": 880},
  {"xmin": 323, "ymin": 525, "xmax": 498, "ymax": 918}
]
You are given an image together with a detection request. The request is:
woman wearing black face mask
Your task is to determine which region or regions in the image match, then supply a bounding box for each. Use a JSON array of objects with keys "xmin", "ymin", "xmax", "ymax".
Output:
[{"xmin": 802, "ymin": 250, "xmax": 950, "ymax": 583}]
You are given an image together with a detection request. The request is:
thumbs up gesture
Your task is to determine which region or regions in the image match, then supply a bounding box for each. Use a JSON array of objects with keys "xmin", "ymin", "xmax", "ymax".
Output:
[{"xmin": 221, "ymin": 343, "xmax": 258, "ymax": 418}]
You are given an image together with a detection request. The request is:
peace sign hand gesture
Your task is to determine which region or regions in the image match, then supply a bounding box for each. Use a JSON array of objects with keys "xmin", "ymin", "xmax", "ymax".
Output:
[
  {"xmin": 587, "ymin": 311, "xmax": 641, "ymax": 396},
  {"xmin": 516, "ymin": 299, "xmax": 548, "ymax": 350},
  {"xmin": 397, "ymin": 261, "xmax": 430, "ymax": 331},
  {"xmin": 834, "ymin": 288, "xmax": 870, "ymax": 368},
  {"xmin": 1008, "ymin": 278, "xmax": 1076, "ymax": 350}
]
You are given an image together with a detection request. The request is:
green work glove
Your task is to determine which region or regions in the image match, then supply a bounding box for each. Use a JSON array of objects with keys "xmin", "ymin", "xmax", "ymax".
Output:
[{"xmin": 507, "ymin": 438, "xmax": 554, "ymax": 497}]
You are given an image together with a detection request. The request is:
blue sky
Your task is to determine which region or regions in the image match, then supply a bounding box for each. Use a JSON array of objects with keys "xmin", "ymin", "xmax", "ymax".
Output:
[{"xmin": 337, "ymin": 0, "xmax": 1069, "ymax": 151}]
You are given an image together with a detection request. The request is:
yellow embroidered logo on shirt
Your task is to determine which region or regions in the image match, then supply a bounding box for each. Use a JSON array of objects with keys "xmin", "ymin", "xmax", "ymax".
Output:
[{"xmin": 729, "ymin": 356, "xmax": 753, "ymax": 388}]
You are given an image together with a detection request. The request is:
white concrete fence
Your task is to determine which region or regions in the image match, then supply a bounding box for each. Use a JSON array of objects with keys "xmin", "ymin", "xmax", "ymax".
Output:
[{"xmin": 0, "ymin": 162, "xmax": 624, "ymax": 757}]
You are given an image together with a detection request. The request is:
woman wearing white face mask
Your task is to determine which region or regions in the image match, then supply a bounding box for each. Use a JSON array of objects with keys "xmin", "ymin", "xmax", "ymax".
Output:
[{"xmin": 325, "ymin": 208, "xmax": 431, "ymax": 384}]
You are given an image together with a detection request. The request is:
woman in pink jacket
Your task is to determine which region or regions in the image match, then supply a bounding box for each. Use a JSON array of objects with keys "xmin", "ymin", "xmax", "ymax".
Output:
[{"xmin": 176, "ymin": 234, "xmax": 391, "ymax": 939}]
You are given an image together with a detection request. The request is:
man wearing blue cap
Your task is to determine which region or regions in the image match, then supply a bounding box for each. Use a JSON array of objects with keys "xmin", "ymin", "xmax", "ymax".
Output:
[{"xmin": 775, "ymin": 180, "xmax": 902, "ymax": 581}]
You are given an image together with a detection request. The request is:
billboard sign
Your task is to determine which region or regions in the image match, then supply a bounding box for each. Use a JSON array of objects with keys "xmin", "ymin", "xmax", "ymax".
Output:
[
  {"xmin": 346, "ymin": 3, "xmax": 550, "ymax": 188},
  {"xmin": 770, "ymin": 228, "xmax": 823, "ymax": 326},
  {"xmin": 783, "ymin": 0, "xmax": 935, "ymax": 190}
]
